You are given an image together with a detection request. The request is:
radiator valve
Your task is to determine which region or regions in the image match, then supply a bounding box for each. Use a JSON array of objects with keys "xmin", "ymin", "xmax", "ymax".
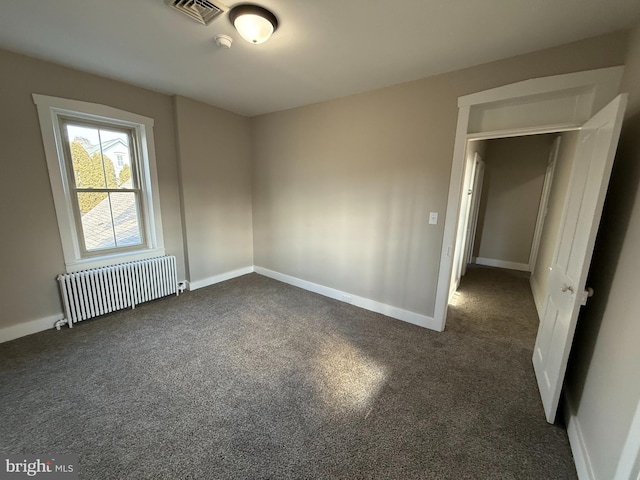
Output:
[{"xmin": 54, "ymin": 318, "xmax": 69, "ymax": 331}]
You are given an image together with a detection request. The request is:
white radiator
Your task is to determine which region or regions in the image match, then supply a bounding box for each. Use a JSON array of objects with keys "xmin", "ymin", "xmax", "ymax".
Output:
[{"xmin": 57, "ymin": 255, "xmax": 178, "ymax": 327}]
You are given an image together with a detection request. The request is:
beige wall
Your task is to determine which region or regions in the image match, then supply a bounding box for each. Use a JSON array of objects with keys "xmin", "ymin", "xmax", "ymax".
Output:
[
  {"xmin": 0, "ymin": 22, "xmax": 639, "ymax": 478},
  {"xmin": 473, "ymin": 135, "xmax": 554, "ymax": 266},
  {"xmin": 0, "ymin": 49, "xmax": 186, "ymax": 331},
  {"xmin": 252, "ymin": 31, "xmax": 628, "ymax": 318},
  {"xmin": 530, "ymin": 131, "xmax": 580, "ymax": 310},
  {"xmin": 565, "ymin": 23, "xmax": 640, "ymax": 479},
  {"xmin": 174, "ymin": 96, "xmax": 253, "ymax": 284}
]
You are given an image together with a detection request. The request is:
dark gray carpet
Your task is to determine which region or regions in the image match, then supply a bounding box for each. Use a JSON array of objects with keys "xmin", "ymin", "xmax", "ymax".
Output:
[{"xmin": 0, "ymin": 266, "xmax": 576, "ymax": 479}]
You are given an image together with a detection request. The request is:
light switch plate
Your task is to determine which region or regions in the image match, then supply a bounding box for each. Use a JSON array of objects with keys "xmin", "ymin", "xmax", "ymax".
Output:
[{"xmin": 429, "ymin": 212, "xmax": 438, "ymax": 224}]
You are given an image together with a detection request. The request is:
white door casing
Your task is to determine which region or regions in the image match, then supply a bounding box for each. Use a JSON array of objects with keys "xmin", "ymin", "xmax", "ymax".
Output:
[{"xmin": 532, "ymin": 94, "xmax": 627, "ymax": 424}]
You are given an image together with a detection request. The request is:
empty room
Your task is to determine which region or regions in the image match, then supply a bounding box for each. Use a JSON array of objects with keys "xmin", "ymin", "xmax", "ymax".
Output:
[{"xmin": 1, "ymin": 1, "xmax": 640, "ymax": 479}]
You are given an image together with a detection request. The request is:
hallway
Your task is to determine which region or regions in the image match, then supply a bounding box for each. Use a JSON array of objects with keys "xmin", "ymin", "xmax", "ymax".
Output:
[
  {"xmin": 448, "ymin": 265, "xmax": 540, "ymax": 344},
  {"xmin": 445, "ymin": 264, "xmax": 578, "ymax": 477}
]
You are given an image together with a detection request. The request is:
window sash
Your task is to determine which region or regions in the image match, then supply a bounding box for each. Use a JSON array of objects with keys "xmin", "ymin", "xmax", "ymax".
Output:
[
  {"xmin": 74, "ymin": 191, "xmax": 146, "ymax": 256},
  {"xmin": 59, "ymin": 117, "xmax": 140, "ymax": 190},
  {"xmin": 59, "ymin": 119, "xmax": 149, "ymax": 257}
]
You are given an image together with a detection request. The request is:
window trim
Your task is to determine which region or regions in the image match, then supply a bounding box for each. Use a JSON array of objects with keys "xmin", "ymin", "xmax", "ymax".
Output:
[{"xmin": 33, "ymin": 94, "xmax": 165, "ymax": 273}]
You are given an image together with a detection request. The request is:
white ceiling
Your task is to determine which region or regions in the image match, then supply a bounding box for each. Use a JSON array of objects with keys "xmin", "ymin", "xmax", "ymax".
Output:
[{"xmin": 1, "ymin": 0, "xmax": 639, "ymax": 116}]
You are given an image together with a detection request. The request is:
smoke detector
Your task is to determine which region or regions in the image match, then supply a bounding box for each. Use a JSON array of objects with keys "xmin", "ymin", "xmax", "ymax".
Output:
[
  {"xmin": 167, "ymin": 0, "xmax": 225, "ymax": 26},
  {"xmin": 214, "ymin": 34, "xmax": 233, "ymax": 49}
]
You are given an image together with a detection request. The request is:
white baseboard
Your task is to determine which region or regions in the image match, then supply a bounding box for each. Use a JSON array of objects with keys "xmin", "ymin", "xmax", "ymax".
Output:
[
  {"xmin": 254, "ymin": 266, "xmax": 440, "ymax": 331},
  {"xmin": 614, "ymin": 396, "xmax": 640, "ymax": 480},
  {"xmin": 187, "ymin": 266, "xmax": 255, "ymax": 291},
  {"xmin": 0, "ymin": 314, "xmax": 64, "ymax": 344},
  {"xmin": 529, "ymin": 277, "xmax": 545, "ymax": 321},
  {"xmin": 564, "ymin": 393, "xmax": 596, "ymax": 480},
  {"xmin": 474, "ymin": 257, "xmax": 530, "ymax": 272},
  {"xmin": 2, "ymin": 264, "xmax": 434, "ymax": 342}
]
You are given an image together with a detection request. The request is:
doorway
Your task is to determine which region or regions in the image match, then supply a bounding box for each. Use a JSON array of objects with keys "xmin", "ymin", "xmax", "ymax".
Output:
[
  {"xmin": 431, "ymin": 66, "xmax": 627, "ymax": 424},
  {"xmin": 433, "ymin": 66, "xmax": 625, "ymax": 331},
  {"xmin": 454, "ymin": 134, "xmax": 561, "ymax": 285},
  {"xmin": 449, "ymin": 131, "xmax": 575, "ymax": 316}
]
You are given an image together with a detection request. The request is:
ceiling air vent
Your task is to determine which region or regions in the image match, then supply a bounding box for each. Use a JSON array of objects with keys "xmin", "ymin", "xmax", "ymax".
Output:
[{"xmin": 167, "ymin": 0, "xmax": 225, "ymax": 26}]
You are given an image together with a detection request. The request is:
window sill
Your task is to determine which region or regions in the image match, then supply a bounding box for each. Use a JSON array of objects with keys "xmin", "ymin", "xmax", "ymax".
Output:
[{"xmin": 64, "ymin": 248, "xmax": 166, "ymax": 273}]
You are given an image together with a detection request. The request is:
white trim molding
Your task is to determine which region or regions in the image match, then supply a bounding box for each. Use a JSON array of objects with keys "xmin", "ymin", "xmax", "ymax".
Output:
[
  {"xmin": 614, "ymin": 397, "xmax": 640, "ymax": 480},
  {"xmin": 187, "ymin": 266, "xmax": 254, "ymax": 291},
  {"xmin": 474, "ymin": 257, "xmax": 530, "ymax": 272},
  {"xmin": 432, "ymin": 104, "xmax": 471, "ymax": 331},
  {"xmin": 255, "ymin": 266, "xmax": 438, "ymax": 330},
  {"xmin": 3, "ymin": 264, "xmax": 436, "ymax": 343},
  {"xmin": 32, "ymin": 94, "xmax": 165, "ymax": 273},
  {"xmin": 565, "ymin": 393, "xmax": 596, "ymax": 480},
  {"xmin": 0, "ymin": 314, "xmax": 63, "ymax": 344},
  {"xmin": 458, "ymin": 66, "xmax": 624, "ymax": 108}
]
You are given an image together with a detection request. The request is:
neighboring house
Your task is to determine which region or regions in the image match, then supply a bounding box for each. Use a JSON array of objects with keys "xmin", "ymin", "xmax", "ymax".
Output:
[{"xmin": 84, "ymin": 138, "xmax": 130, "ymax": 177}]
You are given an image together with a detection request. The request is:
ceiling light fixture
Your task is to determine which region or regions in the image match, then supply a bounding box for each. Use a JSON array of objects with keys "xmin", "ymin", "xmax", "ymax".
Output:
[{"xmin": 228, "ymin": 4, "xmax": 278, "ymax": 45}]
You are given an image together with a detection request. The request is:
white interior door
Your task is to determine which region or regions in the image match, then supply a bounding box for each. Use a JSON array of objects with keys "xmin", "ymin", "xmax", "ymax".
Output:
[
  {"xmin": 463, "ymin": 157, "xmax": 485, "ymax": 274},
  {"xmin": 529, "ymin": 137, "xmax": 560, "ymax": 274},
  {"xmin": 450, "ymin": 149, "xmax": 478, "ymax": 295},
  {"xmin": 533, "ymin": 94, "xmax": 627, "ymax": 424}
]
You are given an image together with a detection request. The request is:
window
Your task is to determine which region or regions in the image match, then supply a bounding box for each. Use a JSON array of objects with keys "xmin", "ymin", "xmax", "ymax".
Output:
[{"xmin": 34, "ymin": 94, "xmax": 165, "ymax": 272}]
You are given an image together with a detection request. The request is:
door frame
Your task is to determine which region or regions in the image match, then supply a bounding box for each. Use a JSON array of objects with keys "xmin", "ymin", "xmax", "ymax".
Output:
[{"xmin": 432, "ymin": 66, "xmax": 625, "ymax": 331}]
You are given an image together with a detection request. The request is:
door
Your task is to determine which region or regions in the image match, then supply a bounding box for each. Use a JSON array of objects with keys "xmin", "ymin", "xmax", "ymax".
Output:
[
  {"xmin": 450, "ymin": 148, "xmax": 481, "ymax": 295},
  {"xmin": 462, "ymin": 156, "xmax": 485, "ymax": 275},
  {"xmin": 529, "ymin": 137, "xmax": 560, "ymax": 274},
  {"xmin": 533, "ymin": 94, "xmax": 627, "ymax": 423}
]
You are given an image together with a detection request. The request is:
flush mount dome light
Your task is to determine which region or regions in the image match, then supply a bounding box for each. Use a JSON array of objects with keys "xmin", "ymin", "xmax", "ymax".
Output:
[{"xmin": 229, "ymin": 4, "xmax": 278, "ymax": 44}]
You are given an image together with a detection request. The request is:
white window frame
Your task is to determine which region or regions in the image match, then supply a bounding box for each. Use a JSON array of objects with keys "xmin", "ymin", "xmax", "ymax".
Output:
[{"xmin": 34, "ymin": 94, "xmax": 165, "ymax": 273}]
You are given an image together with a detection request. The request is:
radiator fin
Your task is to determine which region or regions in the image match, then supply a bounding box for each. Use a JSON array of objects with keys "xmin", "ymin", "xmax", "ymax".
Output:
[{"xmin": 57, "ymin": 255, "xmax": 178, "ymax": 326}]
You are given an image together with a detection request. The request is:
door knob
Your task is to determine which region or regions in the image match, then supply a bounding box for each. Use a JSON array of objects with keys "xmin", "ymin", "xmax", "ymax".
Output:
[
  {"xmin": 580, "ymin": 287, "xmax": 595, "ymax": 306},
  {"xmin": 561, "ymin": 284, "xmax": 575, "ymax": 294}
]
